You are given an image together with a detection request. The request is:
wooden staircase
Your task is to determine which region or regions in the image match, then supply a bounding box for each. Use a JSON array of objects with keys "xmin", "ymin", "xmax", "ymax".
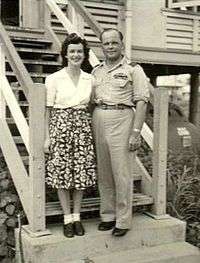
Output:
[
  {"xmin": 1, "ymin": 1, "xmax": 200, "ymax": 263},
  {"xmin": 3, "ymin": 29, "xmax": 154, "ymax": 216}
]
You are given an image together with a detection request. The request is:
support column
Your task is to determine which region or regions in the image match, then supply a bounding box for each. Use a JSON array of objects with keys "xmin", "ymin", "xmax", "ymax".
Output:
[
  {"xmin": 189, "ymin": 73, "xmax": 199, "ymax": 126},
  {"xmin": 150, "ymin": 76, "xmax": 157, "ymax": 88},
  {"xmin": 124, "ymin": 0, "xmax": 133, "ymax": 61},
  {"xmin": 151, "ymin": 87, "xmax": 168, "ymax": 217}
]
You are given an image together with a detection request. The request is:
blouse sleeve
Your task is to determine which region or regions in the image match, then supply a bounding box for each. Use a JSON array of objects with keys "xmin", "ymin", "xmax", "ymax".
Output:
[
  {"xmin": 45, "ymin": 75, "xmax": 56, "ymax": 107},
  {"xmin": 131, "ymin": 65, "xmax": 149, "ymax": 103}
]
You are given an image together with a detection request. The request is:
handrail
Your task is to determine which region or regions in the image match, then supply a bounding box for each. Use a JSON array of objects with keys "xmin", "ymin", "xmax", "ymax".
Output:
[{"xmin": 0, "ymin": 19, "xmax": 34, "ymax": 102}]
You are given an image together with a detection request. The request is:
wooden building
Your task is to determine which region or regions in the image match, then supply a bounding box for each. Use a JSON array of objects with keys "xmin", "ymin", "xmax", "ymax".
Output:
[{"xmin": 0, "ymin": 0, "xmax": 200, "ymax": 262}]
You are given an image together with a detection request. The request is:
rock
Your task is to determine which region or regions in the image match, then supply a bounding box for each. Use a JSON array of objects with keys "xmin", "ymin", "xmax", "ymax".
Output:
[
  {"xmin": 0, "ymin": 225, "xmax": 8, "ymax": 242},
  {"xmin": 0, "ymin": 179, "xmax": 10, "ymax": 190},
  {"xmin": 7, "ymin": 230, "xmax": 15, "ymax": 247},
  {"xmin": 0, "ymin": 171, "xmax": 8, "ymax": 180},
  {"xmin": 0, "ymin": 212, "xmax": 8, "ymax": 225},
  {"xmin": 6, "ymin": 217, "xmax": 17, "ymax": 228},
  {"xmin": 5, "ymin": 205, "xmax": 15, "ymax": 216},
  {"xmin": 0, "ymin": 242, "xmax": 8, "ymax": 257}
]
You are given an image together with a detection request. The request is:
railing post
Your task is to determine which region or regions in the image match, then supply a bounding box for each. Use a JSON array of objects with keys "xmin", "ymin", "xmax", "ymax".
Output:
[
  {"xmin": 192, "ymin": 19, "xmax": 199, "ymax": 52},
  {"xmin": 28, "ymin": 84, "xmax": 48, "ymax": 235},
  {"xmin": 0, "ymin": 43, "xmax": 6, "ymax": 119},
  {"xmin": 151, "ymin": 87, "xmax": 169, "ymax": 217},
  {"xmin": 68, "ymin": 3, "xmax": 84, "ymax": 37}
]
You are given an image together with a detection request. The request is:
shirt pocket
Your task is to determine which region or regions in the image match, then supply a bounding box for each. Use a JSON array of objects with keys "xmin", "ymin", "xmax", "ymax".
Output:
[{"xmin": 113, "ymin": 78, "xmax": 130, "ymax": 89}]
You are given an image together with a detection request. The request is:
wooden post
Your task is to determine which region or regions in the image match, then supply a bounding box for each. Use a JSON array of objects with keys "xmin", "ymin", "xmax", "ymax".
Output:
[
  {"xmin": 28, "ymin": 84, "xmax": 48, "ymax": 235},
  {"xmin": 151, "ymin": 87, "xmax": 168, "ymax": 217},
  {"xmin": 0, "ymin": 44, "xmax": 6, "ymax": 119},
  {"xmin": 192, "ymin": 19, "xmax": 199, "ymax": 52},
  {"xmin": 150, "ymin": 76, "xmax": 157, "ymax": 88},
  {"xmin": 20, "ymin": 0, "xmax": 45, "ymax": 28},
  {"xmin": 124, "ymin": 0, "xmax": 133, "ymax": 61},
  {"xmin": 189, "ymin": 73, "xmax": 200, "ymax": 126},
  {"xmin": 68, "ymin": 3, "xmax": 84, "ymax": 37}
]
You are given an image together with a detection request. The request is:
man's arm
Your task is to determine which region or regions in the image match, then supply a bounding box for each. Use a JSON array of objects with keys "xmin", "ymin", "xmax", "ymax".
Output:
[{"xmin": 128, "ymin": 100, "xmax": 147, "ymax": 151}]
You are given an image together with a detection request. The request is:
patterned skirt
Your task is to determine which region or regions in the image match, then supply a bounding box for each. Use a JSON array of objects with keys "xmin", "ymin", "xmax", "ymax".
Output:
[{"xmin": 46, "ymin": 107, "xmax": 96, "ymax": 190}]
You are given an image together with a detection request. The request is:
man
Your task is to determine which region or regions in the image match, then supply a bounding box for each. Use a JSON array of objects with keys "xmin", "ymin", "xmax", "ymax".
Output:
[{"xmin": 92, "ymin": 28, "xmax": 149, "ymax": 237}]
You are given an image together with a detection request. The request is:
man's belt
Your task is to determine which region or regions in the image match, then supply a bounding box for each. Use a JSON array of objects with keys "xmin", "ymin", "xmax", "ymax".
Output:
[{"xmin": 96, "ymin": 103, "xmax": 132, "ymax": 110}]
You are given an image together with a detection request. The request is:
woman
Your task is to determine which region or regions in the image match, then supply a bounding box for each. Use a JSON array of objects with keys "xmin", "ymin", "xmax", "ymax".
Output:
[{"xmin": 44, "ymin": 33, "xmax": 96, "ymax": 238}]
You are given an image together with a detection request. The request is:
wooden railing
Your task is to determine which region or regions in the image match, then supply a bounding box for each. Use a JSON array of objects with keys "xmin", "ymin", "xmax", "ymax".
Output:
[
  {"xmin": 168, "ymin": 0, "xmax": 200, "ymax": 11},
  {"xmin": 0, "ymin": 20, "xmax": 46, "ymax": 234},
  {"xmin": 45, "ymin": 0, "xmax": 169, "ymax": 217}
]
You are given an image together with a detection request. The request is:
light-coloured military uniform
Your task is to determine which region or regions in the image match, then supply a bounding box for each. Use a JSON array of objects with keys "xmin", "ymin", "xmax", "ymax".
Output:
[{"xmin": 92, "ymin": 57, "xmax": 149, "ymax": 229}]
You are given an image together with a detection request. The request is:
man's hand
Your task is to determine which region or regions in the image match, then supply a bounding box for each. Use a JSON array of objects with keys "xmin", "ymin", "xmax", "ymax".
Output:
[
  {"xmin": 44, "ymin": 137, "xmax": 50, "ymax": 154},
  {"xmin": 128, "ymin": 133, "xmax": 141, "ymax": 152}
]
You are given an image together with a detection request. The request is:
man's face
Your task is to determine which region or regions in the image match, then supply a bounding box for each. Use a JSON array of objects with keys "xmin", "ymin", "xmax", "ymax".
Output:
[{"xmin": 101, "ymin": 30, "xmax": 124, "ymax": 62}]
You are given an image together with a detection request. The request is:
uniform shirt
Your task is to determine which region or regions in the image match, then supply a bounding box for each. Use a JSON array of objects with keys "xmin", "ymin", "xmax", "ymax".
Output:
[
  {"xmin": 45, "ymin": 68, "xmax": 94, "ymax": 108},
  {"xmin": 92, "ymin": 57, "xmax": 149, "ymax": 106}
]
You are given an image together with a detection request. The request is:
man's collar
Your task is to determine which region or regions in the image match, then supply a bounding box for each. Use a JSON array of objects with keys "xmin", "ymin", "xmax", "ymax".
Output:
[{"xmin": 104, "ymin": 56, "xmax": 128, "ymax": 72}]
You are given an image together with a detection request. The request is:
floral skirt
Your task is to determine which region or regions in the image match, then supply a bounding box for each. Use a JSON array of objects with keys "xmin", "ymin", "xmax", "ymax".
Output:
[{"xmin": 46, "ymin": 108, "xmax": 96, "ymax": 190}]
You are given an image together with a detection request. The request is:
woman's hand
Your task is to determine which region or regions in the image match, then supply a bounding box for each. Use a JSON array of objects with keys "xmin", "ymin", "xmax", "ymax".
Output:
[{"xmin": 44, "ymin": 138, "xmax": 50, "ymax": 154}]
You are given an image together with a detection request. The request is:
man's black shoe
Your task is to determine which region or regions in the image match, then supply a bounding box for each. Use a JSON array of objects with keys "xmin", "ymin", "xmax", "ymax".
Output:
[
  {"xmin": 112, "ymin": 227, "xmax": 128, "ymax": 237},
  {"xmin": 98, "ymin": 221, "xmax": 115, "ymax": 231}
]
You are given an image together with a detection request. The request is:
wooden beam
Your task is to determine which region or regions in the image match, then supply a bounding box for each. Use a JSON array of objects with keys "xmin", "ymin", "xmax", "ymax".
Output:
[
  {"xmin": 28, "ymin": 84, "xmax": 46, "ymax": 233},
  {"xmin": 0, "ymin": 20, "xmax": 34, "ymax": 102},
  {"xmin": 152, "ymin": 88, "xmax": 168, "ymax": 216},
  {"xmin": 0, "ymin": 44, "xmax": 6, "ymax": 119},
  {"xmin": 0, "ymin": 119, "xmax": 30, "ymax": 220},
  {"xmin": 1, "ymin": 77, "xmax": 29, "ymax": 152},
  {"xmin": 189, "ymin": 73, "xmax": 200, "ymax": 125}
]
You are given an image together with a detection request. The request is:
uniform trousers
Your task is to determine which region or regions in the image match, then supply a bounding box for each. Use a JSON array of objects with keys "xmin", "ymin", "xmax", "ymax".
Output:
[{"xmin": 92, "ymin": 107, "xmax": 135, "ymax": 229}]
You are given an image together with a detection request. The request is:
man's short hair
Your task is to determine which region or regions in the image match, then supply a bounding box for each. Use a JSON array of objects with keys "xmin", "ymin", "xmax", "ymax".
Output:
[{"xmin": 99, "ymin": 28, "xmax": 123, "ymax": 42}]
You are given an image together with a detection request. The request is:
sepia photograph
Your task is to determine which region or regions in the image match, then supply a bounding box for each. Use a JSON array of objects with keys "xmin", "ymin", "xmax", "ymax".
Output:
[{"xmin": 0, "ymin": 0, "xmax": 200, "ymax": 262}]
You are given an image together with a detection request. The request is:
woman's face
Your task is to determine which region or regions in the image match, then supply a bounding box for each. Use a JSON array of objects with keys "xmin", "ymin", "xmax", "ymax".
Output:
[{"xmin": 66, "ymin": 43, "xmax": 85, "ymax": 67}]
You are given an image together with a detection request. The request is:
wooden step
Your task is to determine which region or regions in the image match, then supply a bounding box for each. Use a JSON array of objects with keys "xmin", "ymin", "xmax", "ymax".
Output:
[
  {"xmin": 6, "ymin": 71, "xmax": 49, "ymax": 79},
  {"xmin": 46, "ymin": 193, "xmax": 153, "ymax": 216},
  {"xmin": 10, "ymin": 36, "xmax": 52, "ymax": 45},
  {"xmin": 15, "ymin": 47, "xmax": 59, "ymax": 55},
  {"xmin": 22, "ymin": 59, "xmax": 61, "ymax": 66},
  {"xmin": 6, "ymin": 59, "xmax": 61, "ymax": 66}
]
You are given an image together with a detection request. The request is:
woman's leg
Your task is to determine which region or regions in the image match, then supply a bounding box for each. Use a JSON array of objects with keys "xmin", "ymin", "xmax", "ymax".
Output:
[
  {"xmin": 58, "ymin": 189, "xmax": 74, "ymax": 238},
  {"xmin": 57, "ymin": 189, "xmax": 71, "ymax": 215},
  {"xmin": 73, "ymin": 190, "xmax": 83, "ymax": 216},
  {"xmin": 72, "ymin": 190, "xmax": 85, "ymax": 235}
]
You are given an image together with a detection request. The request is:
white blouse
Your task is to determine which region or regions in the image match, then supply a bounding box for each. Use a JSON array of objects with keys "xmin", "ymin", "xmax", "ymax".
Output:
[{"xmin": 45, "ymin": 68, "xmax": 94, "ymax": 108}]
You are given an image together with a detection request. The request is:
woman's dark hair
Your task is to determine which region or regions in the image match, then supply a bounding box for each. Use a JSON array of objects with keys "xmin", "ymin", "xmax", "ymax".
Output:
[{"xmin": 61, "ymin": 33, "xmax": 93, "ymax": 73}]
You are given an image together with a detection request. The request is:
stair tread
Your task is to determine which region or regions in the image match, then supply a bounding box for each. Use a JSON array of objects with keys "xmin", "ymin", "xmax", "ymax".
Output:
[
  {"xmin": 88, "ymin": 242, "xmax": 200, "ymax": 263},
  {"xmin": 15, "ymin": 47, "xmax": 59, "ymax": 54},
  {"xmin": 21, "ymin": 59, "xmax": 61, "ymax": 66},
  {"xmin": 10, "ymin": 36, "xmax": 52, "ymax": 44},
  {"xmin": 46, "ymin": 193, "xmax": 153, "ymax": 215},
  {"xmin": 6, "ymin": 59, "xmax": 61, "ymax": 66},
  {"xmin": 6, "ymin": 71, "xmax": 49, "ymax": 78}
]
